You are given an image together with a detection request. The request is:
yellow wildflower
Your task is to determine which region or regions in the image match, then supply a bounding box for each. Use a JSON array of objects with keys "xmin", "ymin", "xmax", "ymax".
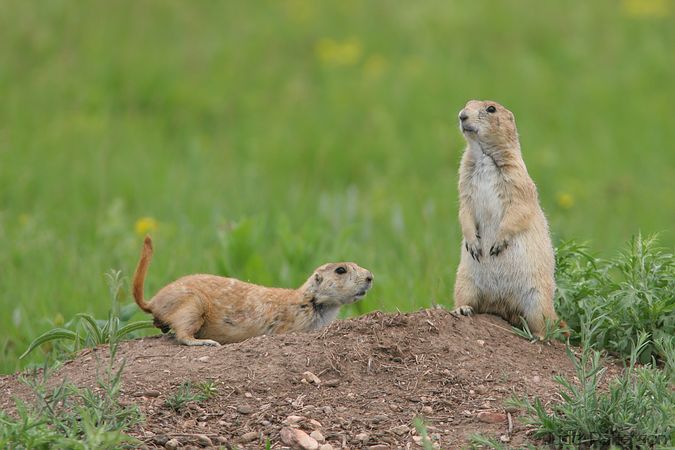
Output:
[
  {"xmin": 315, "ymin": 38, "xmax": 363, "ymax": 67},
  {"xmin": 134, "ymin": 216, "xmax": 158, "ymax": 236},
  {"xmin": 621, "ymin": 0, "xmax": 670, "ymax": 18},
  {"xmin": 556, "ymin": 192, "xmax": 574, "ymax": 209}
]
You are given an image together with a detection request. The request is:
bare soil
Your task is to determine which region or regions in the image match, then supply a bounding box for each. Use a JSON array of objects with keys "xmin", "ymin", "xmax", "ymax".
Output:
[{"xmin": 0, "ymin": 309, "xmax": 621, "ymax": 449}]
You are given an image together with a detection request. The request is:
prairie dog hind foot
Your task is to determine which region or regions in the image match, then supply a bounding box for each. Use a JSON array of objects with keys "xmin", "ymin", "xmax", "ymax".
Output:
[{"xmin": 450, "ymin": 305, "xmax": 474, "ymax": 317}]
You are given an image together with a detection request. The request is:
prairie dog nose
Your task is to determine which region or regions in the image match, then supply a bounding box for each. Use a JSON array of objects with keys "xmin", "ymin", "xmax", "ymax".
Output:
[
  {"xmin": 459, "ymin": 110, "xmax": 468, "ymax": 122},
  {"xmin": 365, "ymin": 272, "xmax": 373, "ymax": 283}
]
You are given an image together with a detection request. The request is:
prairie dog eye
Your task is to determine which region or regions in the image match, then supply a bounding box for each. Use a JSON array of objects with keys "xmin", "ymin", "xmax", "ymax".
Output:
[
  {"xmin": 486, "ymin": 105, "xmax": 497, "ymax": 113},
  {"xmin": 335, "ymin": 266, "xmax": 347, "ymax": 275}
]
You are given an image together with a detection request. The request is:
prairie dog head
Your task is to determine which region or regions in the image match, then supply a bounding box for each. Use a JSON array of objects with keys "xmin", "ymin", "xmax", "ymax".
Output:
[
  {"xmin": 458, "ymin": 100, "xmax": 519, "ymax": 149},
  {"xmin": 302, "ymin": 262, "xmax": 373, "ymax": 306}
]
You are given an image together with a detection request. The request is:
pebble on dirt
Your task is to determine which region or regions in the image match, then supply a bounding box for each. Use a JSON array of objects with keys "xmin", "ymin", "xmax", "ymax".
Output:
[{"xmin": 281, "ymin": 427, "xmax": 319, "ymax": 450}]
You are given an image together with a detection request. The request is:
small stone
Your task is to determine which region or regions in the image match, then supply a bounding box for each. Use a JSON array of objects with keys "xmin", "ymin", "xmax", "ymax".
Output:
[
  {"xmin": 308, "ymin": 418, "xmax": 323, "ymax": 429},
  {"xmin": 371, "ymin": 414, "xmax": 388, "ymax": 423},
  {"xmin": 135, "ymin": 389, "xmax": 161, "ymax": 397},
  {"xmin": 469, "ymin": 389, "xmax": 475, "ymax": 395},
  {"xmin": 533, "ymin": 375, "xmax": 541, "ymax": 383},
  {"xmin": 421, "ymin": 406, "xmax": 433, "ymax": 415},
  {"xmin": 181, "ymin": 419, "xmax": 196, "ymax": 429},
  {"xmin": 319, "ymin": 445, "xmax": 334, "ymax": 450},
  {"xmin": 505, "ymin": 405, "xmax": 519, "ymax": 413},
  {"xmin": 196, "ymin": 434, "xmax": 212, "ymax": 446},
  {"xmin": 477, "ymin": 411, "xmax": 507, "ymax": 424},
  {"xmin": 281, "ymin": 427, "xmax": 319, "ymax": 450},
  {"xmin": 153, "ymin": 435, "xmax": 169, "ymax": 446},
  {"xmin": 303, "ymin": 371, "xmax": 321, "ymax": 385},
  {"xmin": 214, "ymin": 436, "xmax": 228, "ymax": 444},
  {"xmin": 197, "ymin": 356, "xmax": 210, "ymax": 362},
  {"xmin": 390, "ymin": 424, "xmax": 410, "ymax": 435},
  {"xmin": 500, "ymin": 434, "xmax": 510, "ymax": 443},
  {"xmin": 355, "ymin": 432, "xmax": 369, "ymax": 443},
  {"xmin": 237, "ymin": 405, "xmax": 256, "ymax": 414},
  {"xmin": 323, "ymin": 379, "xmax": 340, "ymax": 387},
  {"xmin": 476, "ymin": 339, "xmax": 485, "ymax": 346},
  {"xmin": 310, "ymin": 430, "xmax": 325, "ymax": 443},
  {"xmin": 165, "ymin": 438, "xmax": 179, "ymax": 450},
  {"xmin": 244, "ymin": 392, "xmax": 253, "ymax": 398},
  {"xmin": 283, "ymin": 415, "xmax": 305, "ymax": 425},
  {"xmin": 323, "ymin": 406, "xmax": 334, "ymax": 414},
  {"xmin": 240, "ymin": 431, "xmax": 258, "ymax": 443}
]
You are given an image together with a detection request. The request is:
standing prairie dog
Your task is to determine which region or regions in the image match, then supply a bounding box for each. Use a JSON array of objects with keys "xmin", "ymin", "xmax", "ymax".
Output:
[
  {"xmin": 133, "ymin": 236, "xmax": 373, "ymax": 346},
  {"xmin": 452, "ymin": 100, "xmax": 559, "ymax": 336}
]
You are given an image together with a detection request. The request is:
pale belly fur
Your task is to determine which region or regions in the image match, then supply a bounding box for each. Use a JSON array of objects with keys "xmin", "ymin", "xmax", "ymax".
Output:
[{"xmin": 465, "ymin": 155, "xmax": 539, "ymax": 309}]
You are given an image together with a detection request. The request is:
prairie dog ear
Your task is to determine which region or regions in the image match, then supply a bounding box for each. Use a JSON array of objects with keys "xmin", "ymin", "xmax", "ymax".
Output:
[{"xmin": 314, "ymin": 273, "xmax": 323, "ymax": 284}]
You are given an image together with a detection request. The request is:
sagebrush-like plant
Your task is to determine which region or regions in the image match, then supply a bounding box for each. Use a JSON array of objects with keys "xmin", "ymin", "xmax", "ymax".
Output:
[
  {"xmin": 507, "ymin": 331, "xmax": 674, "ymax": 448},
  {"xmin": 0, "ymin": 353, "xmax": 142, "ymax": 448},
  {"xmin": 554, "ymin": 234, "xmax": 674, "ymax": 361}
]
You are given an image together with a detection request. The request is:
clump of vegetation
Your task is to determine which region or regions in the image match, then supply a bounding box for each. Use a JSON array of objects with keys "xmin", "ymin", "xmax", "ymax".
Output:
[
  {"xmin": 164, "ymin": 380, "xmax": 218, "ymax": 412},
  {"xmin": 412, "ymin": 417, "xmax": 435, "ymax": 450},
  {"xmin": 506, "ymin": 331, "xmax": 673, "ymax": 448},
  {"xmin": 0, "ymin": 353, "xmax": 142, "ymax": 448},
  {"xmin": 511, "ymin": 317, "xmax": 570, "ymax": 343},
  {"xmin": 19, "ymin": 270, "xmax": 155, "ymax": 361},
  {"xmin": 554, "ymin": 234, "xmax": 674, "ymax": 362}
]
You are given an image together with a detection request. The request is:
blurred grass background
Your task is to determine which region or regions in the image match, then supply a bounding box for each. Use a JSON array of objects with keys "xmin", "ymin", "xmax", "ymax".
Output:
[{"xmin": 0, "ymin": 0, "xmax": 673, "ymax": 373}]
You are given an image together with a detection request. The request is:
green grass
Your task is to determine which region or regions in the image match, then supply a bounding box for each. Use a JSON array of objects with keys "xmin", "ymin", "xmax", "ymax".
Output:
[{"xmin": 1, "ymin": 0, "xmax": 673, "ymax": 373}]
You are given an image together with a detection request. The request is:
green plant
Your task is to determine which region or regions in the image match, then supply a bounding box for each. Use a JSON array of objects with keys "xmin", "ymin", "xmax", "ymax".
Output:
[
  {"xmin": 511, "ymin": 316, "xmax": 570, "ymax": 343},
  {"xmin": 19, "ymin": 270, "xmax": 155, "ymax": 360},
  {"xmin": 506, "ymin": 332, "xmax": 674, "ymax": 448},
  {"xmin": 164, "ymin": 380, "xmax": 218, "ymax": 412},
  {"xmin": 468, "ymin": 434, "xmax": 509, "ymax": 450},
  {"xmin": 412, "ymin": 417, "xmax": 434, "ymax": 450},
  {"xmin": 555, "ymin": 234, "xmax": 674, "ymax": 361},
  {"xmin": 198, "ymin": 379, "xmax": 218, "ymax": 399},
  {"xmin": 0, "ymin": 354, "xmax": 142, "ymax": 448}
]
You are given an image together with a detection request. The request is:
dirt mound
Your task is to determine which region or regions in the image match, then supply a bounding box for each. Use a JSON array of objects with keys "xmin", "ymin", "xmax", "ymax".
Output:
[{"xmin": 0, "ymin": 309, "xmax": 620, "ymax": 449}]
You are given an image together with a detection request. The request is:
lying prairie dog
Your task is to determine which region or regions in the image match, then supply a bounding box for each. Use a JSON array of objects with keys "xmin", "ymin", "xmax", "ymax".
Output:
[{"xmin": 133, "ymin": 236, "xmax": 373, "ymax": 346}]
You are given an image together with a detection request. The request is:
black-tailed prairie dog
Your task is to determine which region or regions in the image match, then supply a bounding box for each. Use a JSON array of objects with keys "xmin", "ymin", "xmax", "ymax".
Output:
[
  {"xmin": 133, "ymin": 236, "xmax": 373, "ymax": 346},
  {"xmin": 452, "ymin": 100, "xmax": 560, "ymax": 337}
]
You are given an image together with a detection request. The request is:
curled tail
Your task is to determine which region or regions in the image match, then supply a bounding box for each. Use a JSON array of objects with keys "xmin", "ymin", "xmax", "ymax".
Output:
[{"xmin": 133, "ymin": 235, "xmax": 154, "ymax": 313}]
